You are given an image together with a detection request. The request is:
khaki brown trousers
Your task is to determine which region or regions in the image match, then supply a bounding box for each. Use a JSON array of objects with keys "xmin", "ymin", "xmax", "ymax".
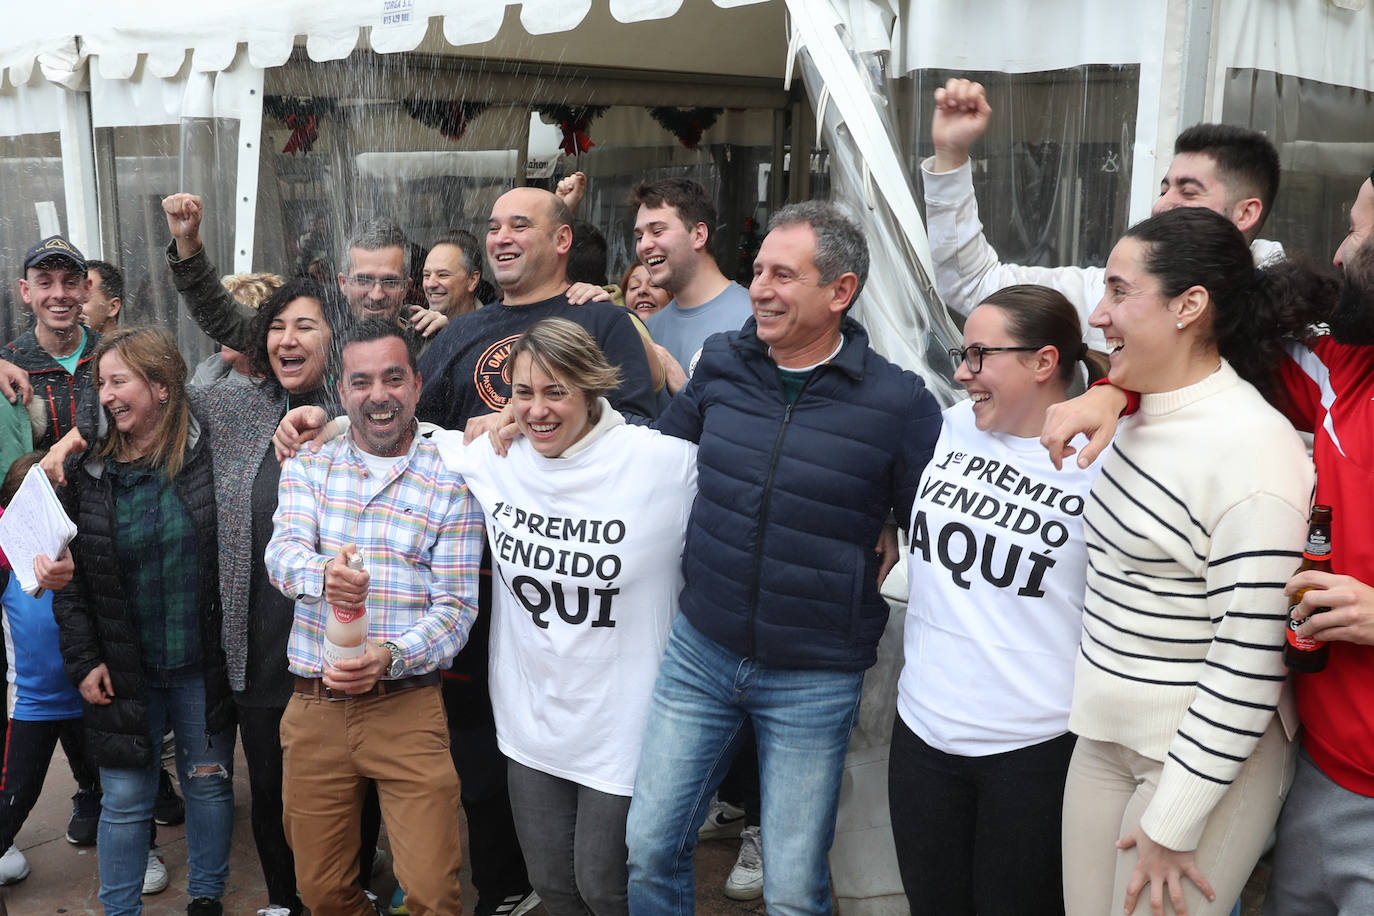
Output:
[{"xmin": 281, "ymin": 683, "xmax": 463, "ymax": 916}]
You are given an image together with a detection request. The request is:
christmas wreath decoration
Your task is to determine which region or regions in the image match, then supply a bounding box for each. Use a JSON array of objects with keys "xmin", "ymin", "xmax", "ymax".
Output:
[
  {"xmin": 535, "ymin": 104, "xmax": 610, "ymax": 156},
  {"xmin": 648, "ymin": 106, "xmax": 722, "ymax": 149},
  {"xmin": 401, "ymin": 100, "xmax": 491, "ymax": 141},
  {"xmin": 263, "ymin": 96, "xmax": 338, "ymax": 155}
]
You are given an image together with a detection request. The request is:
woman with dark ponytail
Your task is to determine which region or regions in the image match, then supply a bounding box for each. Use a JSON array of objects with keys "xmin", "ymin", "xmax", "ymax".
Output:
[
  {"xmin": 889, "ymin": 284, "xmax": 1108, "ymax": 915},
  {"xmin": 1112, "ymin": 207, "xmax": 1338, "ymax": 403},
  {"xmin": 1058, "ymin": 206, "xmax": 1326, "ymax": 916}
]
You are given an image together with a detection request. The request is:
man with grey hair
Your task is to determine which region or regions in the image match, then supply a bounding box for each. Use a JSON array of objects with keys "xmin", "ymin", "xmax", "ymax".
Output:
[
  {"xmin": 625, "ymin": 200, "xmax": 942, "ymax": 914},
  {"xmin": 161, "ymin": 194, "xmax": 447, "ymax": 353},
  {"xmin": 335, "ymin": 216, "xmax": 412, "ymax": 325}
]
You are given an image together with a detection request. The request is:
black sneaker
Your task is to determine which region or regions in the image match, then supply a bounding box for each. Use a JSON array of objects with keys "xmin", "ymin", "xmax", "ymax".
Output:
[
  {"xmin": 154, "ymin": 769, "xmax": 185, "ymax": 826},
  {"xmin": 187, "ymin": 897, "xmax": 223, "ymax": 916},
  {"xmin": 66, "ymin": 789, "xmax": 101, "ymax": 846},
  {"xmin": 474, "ymin": 889, "xmax": 540, "ymax": 916}
]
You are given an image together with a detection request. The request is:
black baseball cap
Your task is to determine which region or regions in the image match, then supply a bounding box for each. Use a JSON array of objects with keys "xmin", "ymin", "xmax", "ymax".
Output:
[{"xmin": 23, "ymin": 235, "xmax": 87, "ymax": 274}]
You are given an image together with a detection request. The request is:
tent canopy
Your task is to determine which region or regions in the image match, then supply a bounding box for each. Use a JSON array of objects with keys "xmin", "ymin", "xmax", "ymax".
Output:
[{"xmin": 4, "ymin": 0, "xmax": 785, "ymax": 87}]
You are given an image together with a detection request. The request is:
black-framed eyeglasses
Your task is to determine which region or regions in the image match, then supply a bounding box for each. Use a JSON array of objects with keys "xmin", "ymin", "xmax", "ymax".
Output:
[
  {"xmin": 948, "ymin": 345, "xmax": 1040, "ymax": 374},
  {"xmin": 346, "ymin": 275, "xmax": 405, "ymax": 292}
]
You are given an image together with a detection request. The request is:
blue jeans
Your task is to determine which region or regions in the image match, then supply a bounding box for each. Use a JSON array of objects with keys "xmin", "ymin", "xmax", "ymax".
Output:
[
  {"xmin": 98, "ymin": 668, "xmax": 235, "ymax": 916},
  {"xmin": 625, "ymin": 615, "xmax": 863, "ymax": 916}
]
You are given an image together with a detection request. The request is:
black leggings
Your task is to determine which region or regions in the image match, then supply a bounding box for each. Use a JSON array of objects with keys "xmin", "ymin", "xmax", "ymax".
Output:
[
  {"xmin": 887, "ymin": 716, "xmax": 1074, "ymax": 916},
  {"xmin": 0, "ymin": 717, "xmax": 100, "ymax": 851}
]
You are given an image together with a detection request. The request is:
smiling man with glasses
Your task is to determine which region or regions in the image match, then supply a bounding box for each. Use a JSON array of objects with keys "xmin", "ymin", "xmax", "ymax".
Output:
[{"xmin": 337, "ymin": 219, "xmax": 412, "ymax": 325}]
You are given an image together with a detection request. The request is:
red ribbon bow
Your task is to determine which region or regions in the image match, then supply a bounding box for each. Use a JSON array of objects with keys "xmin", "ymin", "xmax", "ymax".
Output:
[
  {"xmin": 558, "ymin": 118, "xmax": 595, "ymax": 156},
  {"xmin": 282, "ymin": 113, "xmax": 318, "ymax": 155}
]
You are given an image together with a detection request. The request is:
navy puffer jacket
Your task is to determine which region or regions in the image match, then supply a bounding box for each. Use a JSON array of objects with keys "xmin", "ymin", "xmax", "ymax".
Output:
[{"xmin": 658, "ymin": 316, "xmax": 941, "ymax": 671}]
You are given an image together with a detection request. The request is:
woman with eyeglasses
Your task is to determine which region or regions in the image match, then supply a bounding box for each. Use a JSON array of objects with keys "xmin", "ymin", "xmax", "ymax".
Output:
[{"xmin": 888, "ymin": 284, "xmax": 1108, "ymax": 915}]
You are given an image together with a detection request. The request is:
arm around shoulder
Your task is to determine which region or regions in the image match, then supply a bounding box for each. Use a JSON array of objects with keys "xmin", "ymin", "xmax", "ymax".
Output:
[{"xmin": 654, "ymin": 339, "xmax": 718, "ymax": 444}]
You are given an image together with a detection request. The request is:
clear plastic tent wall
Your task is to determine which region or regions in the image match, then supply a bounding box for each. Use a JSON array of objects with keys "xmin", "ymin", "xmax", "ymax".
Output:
[
  {"xmin": 0, "ymin": 0, "xmax": 785, "ymax": 356},
  {"xmin": 0, "ymin": 48, "xmax": 258, "ymax": 360},
  {"xmin": 785, "ymin": 7, "xmax": 964, "ymax": 406},
  {"xmin": 87, "ymin": 57, "xmax": 260, "ymax": 365},
  {"xmin": 902, "ymin": 67, "xmax": 1140, "ymax": 284},
  {"xmin": 0, "ymin": 79, "xmax": 70, "ymax": 340},
  {"xmin": 1223, "ymin": 70, "xmax": 1374, "ymax": 263}
]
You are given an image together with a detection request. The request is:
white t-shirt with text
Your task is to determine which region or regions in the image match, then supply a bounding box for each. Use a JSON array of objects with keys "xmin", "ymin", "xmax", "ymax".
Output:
[
  {"xmin": 897, "ymin": 399, "xmax": 1103, "ymax": 756},
  {"xmin": 430, "ymin": 422, "xmax": 697, "ymax": 795}
]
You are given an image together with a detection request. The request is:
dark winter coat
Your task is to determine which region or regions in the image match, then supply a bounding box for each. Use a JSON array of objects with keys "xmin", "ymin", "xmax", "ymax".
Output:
[
  {"xmin": 657, "ymin": 316, "xmax": 942, "ymax": 672},
  {"xmin": 52, "ymin": 413, "xmax": 234, "ymax": 769},
  {"xmin": 0, "ymin": 327, "xmax": 101, "ymax": 450}
]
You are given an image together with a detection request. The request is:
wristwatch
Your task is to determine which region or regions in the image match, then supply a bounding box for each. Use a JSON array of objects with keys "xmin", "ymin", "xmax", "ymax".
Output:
[{"xmin": 381, "ymin": 641, "xmax": 405, "ymax": 679}]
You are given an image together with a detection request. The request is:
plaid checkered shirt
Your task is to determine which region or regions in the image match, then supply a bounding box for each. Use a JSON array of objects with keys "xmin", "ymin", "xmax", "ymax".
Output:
[{"xmin": 265, "ymin": 428, "xmax": 482, "ymax": 677}]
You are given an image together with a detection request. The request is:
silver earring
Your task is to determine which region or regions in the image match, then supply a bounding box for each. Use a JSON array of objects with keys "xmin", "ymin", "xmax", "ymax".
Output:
[{"xmin": 1176, "ymin": 321, "xmax": 1184, "ymax": 330}]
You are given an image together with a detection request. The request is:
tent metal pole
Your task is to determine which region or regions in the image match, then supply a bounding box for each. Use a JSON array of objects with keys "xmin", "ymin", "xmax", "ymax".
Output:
[
  {"xmin": 232, "ymin": 65, "xmax": 266, "ymax": 273},
  {"xmin": 1178, "ymin": 0, "xmax": 1215, "ymax": 127},
  {"xmin": 92, "ymin": 126, "xmax": 120, "ymax": 262},
  {"xmin": 57, "ymin": 88, "xmax": 100, "ymax": 257}
]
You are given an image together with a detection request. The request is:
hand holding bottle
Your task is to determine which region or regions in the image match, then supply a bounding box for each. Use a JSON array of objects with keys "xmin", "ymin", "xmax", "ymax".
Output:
[
  {"xmin": 1288, "ymin": 571, "xmax": 1374, "ymax": 648},
  {"xmin": 324, "ymin": 546, "xmax": 370, "ymax": 666},
  {"xmin": 325, "ymin": 545, "xmax": 369, "ymax": 611}
]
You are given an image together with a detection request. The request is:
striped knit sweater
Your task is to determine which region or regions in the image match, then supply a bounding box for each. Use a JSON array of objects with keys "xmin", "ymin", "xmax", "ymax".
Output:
[{"xmin": 1068, "ymin": 360, "xmax": 1312, "ymax": 850}]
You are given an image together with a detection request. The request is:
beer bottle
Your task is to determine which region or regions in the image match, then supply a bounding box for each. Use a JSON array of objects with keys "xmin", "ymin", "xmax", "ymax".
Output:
[
  {"xmin": 324, "ymin": 551, "xmax": 369, "ymax": 666},
  {"xmin": 1284, "ymin": 505, "xmax": 1333, "ymax": 673}
]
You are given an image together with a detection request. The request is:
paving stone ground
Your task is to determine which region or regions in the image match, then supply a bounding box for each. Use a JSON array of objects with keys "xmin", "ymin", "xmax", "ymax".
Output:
[
  {"xmin": 1, "ymin": 742, "xmax": 764, "ymax": 915},
  {"xmin": 1, "ymin": 740, "xmax": 1269, "ymax": 915}
]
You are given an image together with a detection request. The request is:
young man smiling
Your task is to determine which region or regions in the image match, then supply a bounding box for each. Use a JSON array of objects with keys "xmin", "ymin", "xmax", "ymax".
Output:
[
  {"xmin": 3, "ymin": 235, "xmax": 101, "ymax": 450},
  {"xmin": 633, "ymin": 178, "xmax": 752, "ymax": 384}
]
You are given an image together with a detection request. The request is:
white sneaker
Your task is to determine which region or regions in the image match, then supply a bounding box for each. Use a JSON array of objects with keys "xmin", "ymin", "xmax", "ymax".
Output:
[
  {"xmin": 723, "ymin": 825, "xmax": 763, "ymax": 901},
  {"xmin": 143, "ymin": 848, "xmax": 169, "ymax": 895},
  {"xmin": 697, "ymin": 795, "xmax": 746, "ymax": 841},
  {"xmin": 257, "ymin": 907, "xmax": 294, "ymax": 916},
  {"xmin": 0, "ymin": 845, "xmax": 30, "ymax": 885}
]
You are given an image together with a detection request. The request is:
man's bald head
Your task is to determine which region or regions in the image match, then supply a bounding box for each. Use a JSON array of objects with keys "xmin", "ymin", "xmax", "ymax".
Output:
[{"xmin": 486, "ymin": 188, "xmax": 576, "ymax": 306}]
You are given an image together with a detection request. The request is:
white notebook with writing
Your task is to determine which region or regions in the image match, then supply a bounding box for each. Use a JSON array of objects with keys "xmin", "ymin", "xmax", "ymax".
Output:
[{"xmin": 0, "ymin": 465, "xmax": 78, "ymax": 596}]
